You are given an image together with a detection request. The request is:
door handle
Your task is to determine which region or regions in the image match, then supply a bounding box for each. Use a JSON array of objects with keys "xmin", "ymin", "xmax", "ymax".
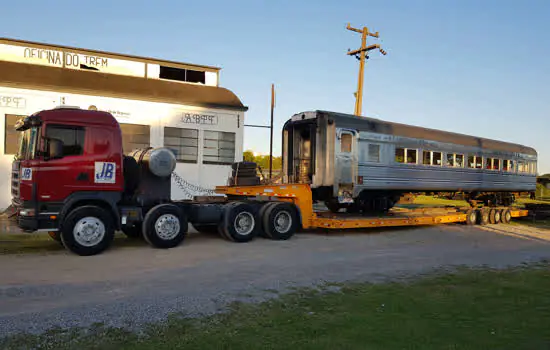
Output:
[{"xmin": 76, "ymin": 172, "xmax": 89, "ymax": 181}]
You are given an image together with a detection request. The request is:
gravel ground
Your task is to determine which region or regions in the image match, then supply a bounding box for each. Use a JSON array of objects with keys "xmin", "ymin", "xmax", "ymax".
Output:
[{"xmin": 1, "ymin": 223, "xmax": 550, "ymax": 337}]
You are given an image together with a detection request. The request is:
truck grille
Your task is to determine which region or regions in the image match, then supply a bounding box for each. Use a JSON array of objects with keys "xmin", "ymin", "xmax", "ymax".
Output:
[{"xmin": 11, "ymin": 161, "xmax": 20, "ymax": 200}]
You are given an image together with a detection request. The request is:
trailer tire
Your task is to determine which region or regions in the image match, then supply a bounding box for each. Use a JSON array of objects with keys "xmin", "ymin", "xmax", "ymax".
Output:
[
  {"xmin": 258, "ymin": 202, "xmax": 277, "ymax": 237},
  {"xmin": 465, "ymin": 209, "xmax": 477, "ymax": 225},
  {"xmin": 501, "ymin": 209, "xmax": 512, "ymax": 224},
  {"xmin": 60, "ymin": 205, "xmax": 115, "ymax": 256},
  {"xmin": 489, "ymin": 209, "xmax": 501, "ymax": 224},
  {"xmin": 262, "ymin": 202, "xmax": 298, "ymax": 240},
  {"xmin": 142, "ymin": 204, "xmax": 188, "ymax": 249},
  {"xmin": 476, "ymin": 209, "xmax": 489, "ymax": 225},
  {"xmin": 220, "ymin": 202, "xmax": 259, "ymax": 243}
]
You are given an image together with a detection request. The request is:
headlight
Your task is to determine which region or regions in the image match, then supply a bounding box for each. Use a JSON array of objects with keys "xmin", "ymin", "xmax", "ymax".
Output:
[{"xmin": 19, "ymin": 209, "xmax": 35, "ymax": 216}]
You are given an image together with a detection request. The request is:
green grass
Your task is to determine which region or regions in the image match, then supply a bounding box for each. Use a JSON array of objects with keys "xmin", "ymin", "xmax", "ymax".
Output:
[{"xmin": 3, "ymin": 263, "xmax": 550, "ymax": 350}]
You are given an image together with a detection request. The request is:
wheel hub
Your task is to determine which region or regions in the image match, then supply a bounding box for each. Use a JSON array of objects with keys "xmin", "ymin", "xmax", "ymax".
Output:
[
  {"xmin": 74, "ymin": 217, "xmax": 105, "ymax": 247},
  {"xmin": 234, "ymin": 212, "xmax": 254, "ymax": 235},
  {"xmin": 274, "ymin": 211, "xmax": 292, "ymax": 233},
  {"xmin": 155, "ymin": 214, "xmax": 180, "ymax": 240}
]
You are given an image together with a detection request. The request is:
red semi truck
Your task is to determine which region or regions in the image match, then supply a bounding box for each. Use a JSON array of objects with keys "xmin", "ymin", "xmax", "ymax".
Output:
[{"xmin": 10, "ymin": 106, "xmax": 299, "ymax": 255}]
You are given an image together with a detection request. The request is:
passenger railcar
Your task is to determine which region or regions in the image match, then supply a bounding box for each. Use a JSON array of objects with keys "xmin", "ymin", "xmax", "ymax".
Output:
[{"xmin": 282, "ymin": 111, "xmax": 537, "ymax": 212}]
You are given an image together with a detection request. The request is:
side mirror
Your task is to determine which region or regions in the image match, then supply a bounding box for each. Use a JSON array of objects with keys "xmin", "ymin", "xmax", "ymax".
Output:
[{"xmin": 48, "ymin": 138, "xmax": 64, "ymax": 159}]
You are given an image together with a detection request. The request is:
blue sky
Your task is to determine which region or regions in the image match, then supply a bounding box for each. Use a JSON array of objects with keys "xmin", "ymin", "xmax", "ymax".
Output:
[{"xmin": 3, "ymin": 0, "xmax": 549, "ymax": 173}]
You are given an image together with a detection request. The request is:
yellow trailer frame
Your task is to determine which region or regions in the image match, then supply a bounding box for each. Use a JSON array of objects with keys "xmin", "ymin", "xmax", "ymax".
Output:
[{"xmin": 215, "ymin": 183, "xmax": 529, "ymax": 230}]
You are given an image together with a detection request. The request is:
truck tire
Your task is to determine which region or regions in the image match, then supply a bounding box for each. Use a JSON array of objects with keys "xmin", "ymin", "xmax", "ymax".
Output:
[
  {"xmin": 231, "ymin": 162, "xmax": 257, "ymax": 170},
  {"xmin": 60, "ymin": 205, "xmax": 115, "ymax": 256},
  {"xmin": 142, "ymin": 204, "xmax": 188, "ymax": 249},
  {"xmin": 121, "ymin": 224, "xmax": 142, "ymax": 238},
  {"xmin": 219, "ymin": 202, "xmax": 259, "ymax": 243},
  {"xmin": 262, "ymin": 202, "xmax": 299, "ymax": 240},
  {"xmin": 258, "ymin": 202, "xmax": 277, "ymax": 237}
]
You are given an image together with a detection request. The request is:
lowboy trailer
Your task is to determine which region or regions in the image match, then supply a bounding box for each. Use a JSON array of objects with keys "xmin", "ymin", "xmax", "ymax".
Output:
[{"xmin": 9, "ymin": 106, "xmax": 530, "ymax": 256}]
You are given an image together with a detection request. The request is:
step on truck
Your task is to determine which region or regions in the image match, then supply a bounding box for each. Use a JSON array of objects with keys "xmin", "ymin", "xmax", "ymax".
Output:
[{"xmin": 9, "ymin": 106, "xmax": 529, "ymax": 256}]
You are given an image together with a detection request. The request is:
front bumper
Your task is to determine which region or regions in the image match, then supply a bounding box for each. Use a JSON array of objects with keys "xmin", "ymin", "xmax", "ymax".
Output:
[{"xmin": 12, "ymin": 202, "xmax": 59, "ymax": 232}]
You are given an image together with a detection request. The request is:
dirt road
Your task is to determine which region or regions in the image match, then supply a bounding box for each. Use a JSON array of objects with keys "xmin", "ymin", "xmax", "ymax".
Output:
[{"xmin": 1, "ymin": 223, "xmax": 550, "ymax": 337}]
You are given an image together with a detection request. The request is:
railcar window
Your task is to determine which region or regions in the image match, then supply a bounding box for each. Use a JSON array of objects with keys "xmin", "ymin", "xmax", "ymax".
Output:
[
  {"xmin": 422, "ymin": 151, "xmax": 431, "ymax": 165},
  {"xmin": 367, "ymin": 144, "xmax": 380, "ymax": 162},
  {"xmin": 532, "ymin": 162, "xmax": 537, "ymax": 174},
  {"xmin": 485, "ymin": 158, "xmax": 493, "ymax": 170},
  {"xmin": 503, "ymin": 160, "xmax": 510, "ymax": 171},
  {"xmin": 164, "ymin": 127, "xmax": 198, "ymax": 163},
  {"xmin": 341, "ymin": 134, "xmax": 352, "ymax": 153},
  {"xmin": 455, "ymin": 154, "xmax": 464, "ymax": 167},
  {"xmin": 468, "ymin": 155, "xmax": 475, "ymax": 168},
  {"xmin": 432, "ymin": 152, "xmax": 442, "ymax": 166},
  {"xmin": 395, "ymin": 148, "xmax": 405, "ymax": 163},
  {"xmin": 493, "ymin": 158, "xmax": 501, "ymax": 170},
  {"xmin": 446, "ymin": 154, "xmax": 454, "ymax": 167},
  {"xmin": 475, "ymin": 157, "xmax": 483, "ymax": 169},
  {"xmin": 509, "ymin": 160, "xmax": 515, "ymax": 172},
  {"xmin": 406, "ymin": 149, "xmax": 417, "ymax": 164}
]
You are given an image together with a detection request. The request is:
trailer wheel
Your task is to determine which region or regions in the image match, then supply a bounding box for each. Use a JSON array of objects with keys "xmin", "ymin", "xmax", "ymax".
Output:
[
  {"xmin": 501, "ymin": 209, "xmax": 512, "ymax": 224},
  {"xmin": 465, "ymin": 209, "xmax": 477, "ymax": 225},
  {"xmin": 220, "ymin": 202, "xmax": 258, "ymax": 243},
  {"xmin": 257, "ymin": 202, "xmax": 277, "ymax": 237},
  {"xmin": 262, "ymin": 202, "xmax": 299, "ymax": 240},
  {"xmin": 121, "ymin": 224, "xmax": 142, "ymax": 238},
  {"xmin": 142, "ymin": 204, "xmax": 188, "ymax": 249},
  {"xmin": 489, "ymin": 209, "xmax": 501, "ymax": 224},
  {"xmin": 476, "ymin": 209, "xmax": 489, "ymax": 225},
  {"xmin": 60, "ymin": 206, "xmax": 115, "ymax": 256}
]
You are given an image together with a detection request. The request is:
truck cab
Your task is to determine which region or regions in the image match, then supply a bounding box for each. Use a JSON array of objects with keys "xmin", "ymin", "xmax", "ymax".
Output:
[{"xmin": 11, "ymin": 107, "xmax": 124, "ymax": 234}]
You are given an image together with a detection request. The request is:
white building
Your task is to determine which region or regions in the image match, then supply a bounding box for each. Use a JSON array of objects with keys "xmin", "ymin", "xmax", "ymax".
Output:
[{"xmin": 0, "ymin": 38, "xmax": 248, "ymax": 210}]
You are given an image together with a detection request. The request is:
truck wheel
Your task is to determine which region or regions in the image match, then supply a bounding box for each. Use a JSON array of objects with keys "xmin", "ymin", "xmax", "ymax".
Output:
[
  {"xmin": 257, "ymin": 202, "xmax": 277, "ymax": 237},
  {"xmin": 60, "ymin": 206, "xmax": 115, "ymax": 256},
  {"xmin": 121, "ymin": 224, "xmax": 142, "ymax": 238},
  {"xmin": 501, "ymin": 209, "xmax": 512, "ymax": 224},
  {"xmin": 262, "ymin": 202, "xmax": 299, "ymax": 240},
  {"xmin": 465, "ymin": 209, "xmax": 477, "ymax": 225},
  {"xmin": 142, "ymin": 204, "xmax": 188, "ymax": 249},
  {"xmin": 220, "ymin": 202, "xmax": 258, "ymax": 243}
]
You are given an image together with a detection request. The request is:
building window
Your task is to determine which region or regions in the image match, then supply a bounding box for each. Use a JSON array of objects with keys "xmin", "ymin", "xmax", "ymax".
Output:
[
  {"xmin": 4, "ymin": 114, "xmax": 25, "ymax": 155},
  {"xmin": 203, "ymin": 130, "xmax": 235, "ymax": 165},
  {"xmin": 367, "ymin": 144, "xmax": 380, "ymax": 162},
  {"xmin": 164, "ymin": 127, "xmax": 198, "ymax": 163},
  {"xmin": 45, "ymin": 125, "xmax": 85, "ymax": 157},
  {"xmin": 120, "ymin": 123, "xmax": 151, "ymax": 153}
]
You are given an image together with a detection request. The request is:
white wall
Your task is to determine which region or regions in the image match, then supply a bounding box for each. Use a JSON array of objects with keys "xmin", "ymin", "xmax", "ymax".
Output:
[{"xmin": 0, "ymin": 86, "xmax": 244, "ymax": 210}]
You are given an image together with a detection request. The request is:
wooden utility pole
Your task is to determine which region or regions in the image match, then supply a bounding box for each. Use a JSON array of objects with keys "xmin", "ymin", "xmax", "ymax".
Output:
[
  {"xmin": 346, "ymin": 23, "xmax": 387, "ymax": 116},
  {"xmin": 269, "ymin": 83, "xmax": 275, "ymax": 180}
]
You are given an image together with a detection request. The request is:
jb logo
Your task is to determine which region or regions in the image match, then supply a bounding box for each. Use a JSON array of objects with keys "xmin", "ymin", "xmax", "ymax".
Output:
[
  {"xmin": 94, "ymin": 162, "xmax": 116, "ymax": 184},
  {"xmin": 21, "ymin": 168, "xmax": 32, "ymax": 181}
]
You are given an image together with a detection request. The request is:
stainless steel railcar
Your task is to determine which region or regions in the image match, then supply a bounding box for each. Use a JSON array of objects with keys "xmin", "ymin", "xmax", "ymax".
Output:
[{"xmin": 282, "ymin": 110, "xmax": 537, "ymax": 212}]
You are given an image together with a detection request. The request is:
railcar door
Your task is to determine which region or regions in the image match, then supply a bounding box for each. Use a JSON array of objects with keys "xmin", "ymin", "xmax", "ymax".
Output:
[{"xmin": 335, "ymin": 129, "xmax": 357, "ymax": 203}]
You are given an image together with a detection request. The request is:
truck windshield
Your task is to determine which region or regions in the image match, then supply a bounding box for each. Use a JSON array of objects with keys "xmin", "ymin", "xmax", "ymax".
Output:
[{"xmin": 16, "ymin": 127, "xmax": 39, "ymax": 160}]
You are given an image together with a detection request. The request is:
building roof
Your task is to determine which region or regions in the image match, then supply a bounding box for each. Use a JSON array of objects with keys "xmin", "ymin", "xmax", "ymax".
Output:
[
  {"xmin": 0, "ymin": 60, "xmax": 247, "ymax": 111},
  {"xmin": 0, "ymin": 37, "xmax": 220, "ymax": 72}
]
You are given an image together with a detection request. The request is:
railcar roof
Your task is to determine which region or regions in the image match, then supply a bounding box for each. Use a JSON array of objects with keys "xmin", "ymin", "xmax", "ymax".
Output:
[{"xmin": 312, "ymin": 110, "xmax": 537, "ymax": 156}]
